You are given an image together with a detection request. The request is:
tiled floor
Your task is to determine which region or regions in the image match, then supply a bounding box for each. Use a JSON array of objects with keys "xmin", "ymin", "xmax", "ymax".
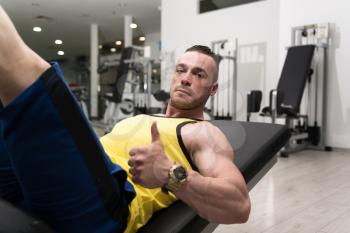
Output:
[{"xmin": 213, "ymin": 149, "xmax": 350, "ymax": 233}]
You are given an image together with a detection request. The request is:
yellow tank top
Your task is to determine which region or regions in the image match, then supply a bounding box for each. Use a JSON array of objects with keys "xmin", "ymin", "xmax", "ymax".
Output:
[{"xmin": 100, "ymin": 114, "xmax": 197, "ymax": 233}]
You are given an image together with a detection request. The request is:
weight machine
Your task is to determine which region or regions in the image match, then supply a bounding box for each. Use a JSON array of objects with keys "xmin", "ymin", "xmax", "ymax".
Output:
[
  {"xmin": 96, "ymin": 46, "xmax": 161, "ymax": 133},
  {"xmin": 209, "ymin": 39, "xmax": 238, "ymax": 120},
  {"xmin": 248, "ymin": 23, "xmax": 332, "ymax": 156},
  {"xmin": 285, "ymin": 23, "xmax": 331, "ymax": 154}
]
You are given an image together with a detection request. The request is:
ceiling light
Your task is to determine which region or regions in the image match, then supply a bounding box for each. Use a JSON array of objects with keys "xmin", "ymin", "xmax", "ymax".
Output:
[
  {"xmin": 139, "ymin": 36, "xmax": 146, "ymax": 42},
  {"xmin": 110, "ymin": 48, "xmax": 117, "ymax": 52},
  {"xmin": 98, "ymin": 45, "xmax": 103, "ymax": 49},
  {"xmin": 57, "ymin": 51, "xmax": 64, "ymax": 56},
  {"xmin": 33, "ymin": 26, "xmax": 42, "ymax": 32},
  {"xmin": 115, "ymin": 40, "xmax": 122, "ymax": 46},
  {"xmin": 130, "ymin": 23, "xmax": 137, "ymax": 29},
  {"xmin": 55, "ymin": 39, "xmax": 63, "ymax": 45}
]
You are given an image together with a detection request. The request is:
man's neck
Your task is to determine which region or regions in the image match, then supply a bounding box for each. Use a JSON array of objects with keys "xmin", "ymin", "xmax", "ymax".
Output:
[{"xmin": 165, "ymin": 104, "xmax": 204, "ymax": 120}]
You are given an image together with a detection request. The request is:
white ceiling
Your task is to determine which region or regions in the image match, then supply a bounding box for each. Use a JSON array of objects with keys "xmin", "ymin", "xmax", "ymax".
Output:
[{"xmin": 0, "ymin": 0, "xmax": 161, "ymax": 60}]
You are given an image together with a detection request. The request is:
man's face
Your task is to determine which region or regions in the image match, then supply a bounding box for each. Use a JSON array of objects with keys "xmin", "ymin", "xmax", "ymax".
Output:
[{"xmin": 169, "ymin": 51, "xmax": 218, "ymax": 110}]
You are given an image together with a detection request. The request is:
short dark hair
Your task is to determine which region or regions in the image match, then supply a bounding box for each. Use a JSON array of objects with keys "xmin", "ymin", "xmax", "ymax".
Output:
[{"xmin": 185, "ymin": 45, "xmax": 219, "ymax": 82}]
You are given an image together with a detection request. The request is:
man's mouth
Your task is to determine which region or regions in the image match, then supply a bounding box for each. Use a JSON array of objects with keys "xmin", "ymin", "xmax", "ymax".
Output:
[{"xmin": 175, "ymin": 87, "xmax": 191, "ymax": 96}]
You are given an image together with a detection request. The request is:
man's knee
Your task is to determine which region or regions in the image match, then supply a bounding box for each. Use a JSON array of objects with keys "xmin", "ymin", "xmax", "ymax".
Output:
[{"xmin": 0, "ymin": 6, "xmax": 50, "ymax": 105}]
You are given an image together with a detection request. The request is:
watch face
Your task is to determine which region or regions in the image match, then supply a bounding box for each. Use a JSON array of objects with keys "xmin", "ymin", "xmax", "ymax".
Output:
[{"xmin": 173, "ymin": 166, "xmax": 187, "ymax": 181}]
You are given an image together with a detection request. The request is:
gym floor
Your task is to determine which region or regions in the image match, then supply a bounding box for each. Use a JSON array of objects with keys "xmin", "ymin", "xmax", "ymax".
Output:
[{"xmin": 214, "ymin": 149, "xmax": 350, "ymax": 233}]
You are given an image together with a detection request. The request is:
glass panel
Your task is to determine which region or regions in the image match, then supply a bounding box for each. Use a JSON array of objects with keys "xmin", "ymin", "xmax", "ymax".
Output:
[{"xmin": 199, "ymin": 0, "xmax": 265, "ymax": 14}]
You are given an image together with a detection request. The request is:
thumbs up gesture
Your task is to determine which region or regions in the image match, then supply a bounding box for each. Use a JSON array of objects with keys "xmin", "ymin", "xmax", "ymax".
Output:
[{"xmin": 128, "ymin": 121, "xmax": 173, "ymax": 189}]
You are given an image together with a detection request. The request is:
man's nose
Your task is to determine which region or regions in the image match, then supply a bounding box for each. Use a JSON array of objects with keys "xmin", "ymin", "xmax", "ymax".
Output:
[{"xmin": 180, "ymin": 72, "xmax": 192, "ymax": 86}]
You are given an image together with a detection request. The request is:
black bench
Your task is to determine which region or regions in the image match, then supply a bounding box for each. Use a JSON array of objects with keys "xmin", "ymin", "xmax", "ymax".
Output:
[{"xmin": 0, "ymin": 121, "xmax": 289, "ymax": 233}]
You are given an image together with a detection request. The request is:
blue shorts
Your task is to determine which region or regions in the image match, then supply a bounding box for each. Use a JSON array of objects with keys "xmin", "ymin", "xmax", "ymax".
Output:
[{"xmin": 0, "ymin": 63, "xmax": 135, "ymax": 233}]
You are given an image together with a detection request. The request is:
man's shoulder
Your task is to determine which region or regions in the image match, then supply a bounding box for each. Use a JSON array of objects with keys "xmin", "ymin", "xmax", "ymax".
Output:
[
  {"xmin": 117, "ymin": 114, "xmax": 148, "ymax": 124},
  {"xmin": 183, "ymin": 120, "xmax": 221, "ymax": 133},
  {"xmin": 181, "ymin": 121, "xmax": 225, "ymax": 144},
  {"xmin": 181, "ymin": 120, "xmax": 233, "ymax": 160}
]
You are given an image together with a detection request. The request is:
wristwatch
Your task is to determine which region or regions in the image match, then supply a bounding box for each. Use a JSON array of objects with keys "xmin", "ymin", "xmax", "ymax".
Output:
[{"xmin": 162, "ymin": 163, "xmax": 187, "ymax": 193}]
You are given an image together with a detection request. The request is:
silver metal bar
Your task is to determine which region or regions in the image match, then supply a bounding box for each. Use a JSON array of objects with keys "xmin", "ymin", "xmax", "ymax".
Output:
[
  {"xmin": 231, "ymin": 39, "xmax": 238, "ymax": 120},
  {"xmin": 271, "ymin": 90, "xmax": 278, "ymax": 124},
  {"xmin": 147, "ymin": 61, "xmax": 152, "ymax": 110},
  {"xmin": 290, "ymin": 132, "xmax": 309, "ymax": 140},
  {"xmin": 319, "ymin": 46, "xmax": 328, "ymax": 147}
]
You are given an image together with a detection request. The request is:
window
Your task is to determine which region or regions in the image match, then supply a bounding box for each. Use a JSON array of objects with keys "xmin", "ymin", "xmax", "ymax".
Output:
[{"xmin": 199, "ymin": 0, "xmax": 265, "ymax": 14}]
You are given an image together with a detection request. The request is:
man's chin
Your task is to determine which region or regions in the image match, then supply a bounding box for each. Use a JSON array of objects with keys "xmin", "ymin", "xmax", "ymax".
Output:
[{"xmin": 170, "ymin": 99, "xmax": 194, "ymax": 110}]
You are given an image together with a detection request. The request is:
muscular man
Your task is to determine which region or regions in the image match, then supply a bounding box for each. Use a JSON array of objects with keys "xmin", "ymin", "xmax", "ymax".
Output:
[{"xmin": 0, "ymin": 6, "xmax": 250, "ymax": 233}]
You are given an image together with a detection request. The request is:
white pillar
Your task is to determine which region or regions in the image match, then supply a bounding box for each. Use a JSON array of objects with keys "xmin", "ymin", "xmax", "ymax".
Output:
[
  {"xmin": 124, "ymin": 15, "xmax": 132, "ymax": 47},
  {"xmin": 90, "ymin": 23, "xmax": 99, "ymax": 118}
]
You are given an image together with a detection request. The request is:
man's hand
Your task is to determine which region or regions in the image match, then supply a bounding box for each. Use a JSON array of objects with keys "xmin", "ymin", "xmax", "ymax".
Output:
[{"xmin": 128, "ymin": 122, "xmax": 173, "ymax": 189}]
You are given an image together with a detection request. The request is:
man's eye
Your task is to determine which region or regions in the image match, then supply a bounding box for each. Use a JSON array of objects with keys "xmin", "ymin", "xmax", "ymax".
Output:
[
  {"xmin": 197, "ymin": 73, "xmax": 204, "ymax": 78},
  {"xmin": 176, "ymin": 69, "xmax": 184, "ymax": 73}
]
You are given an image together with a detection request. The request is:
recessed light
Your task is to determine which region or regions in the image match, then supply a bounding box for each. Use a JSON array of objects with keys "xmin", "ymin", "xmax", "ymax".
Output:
[
  {"xmin": 55, "ymin": 39, "xmax": 63, "ymax": 45},
  {"xmin": 139, "ymin": 36, "xmax": 145, "ymax": 42},
  {"xmin": 130, "ymin": 23, "xmax": 137, "ymax": 29},
  {"xmin": 115, "ymin": 40, "xmax": 122, "ymax": 46},
  {"xmin": 57, "ymin": 51, "xmax": 64, "ymax": 56},
  {"xmin": 110, "ymin": 48, "xmax": 116, "ymax": 52},
  {"xmin": 33, "ymin": 27, "xmax": 42, "ymax": 32}
]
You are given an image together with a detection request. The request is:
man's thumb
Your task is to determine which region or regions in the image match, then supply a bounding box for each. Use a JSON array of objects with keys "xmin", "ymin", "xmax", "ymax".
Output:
[{"xmin": 151, "ymin": 121, "xmax": 160, "ymax": 143}]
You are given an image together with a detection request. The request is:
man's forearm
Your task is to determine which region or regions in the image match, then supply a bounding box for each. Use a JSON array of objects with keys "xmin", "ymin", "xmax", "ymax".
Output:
[
  {"xmin": 0, "ymin": 6, "xmax": 50, "ymax": 105},
  {"xmin": 173, "ymin": 169, "xmax": 250, "ymax": 224}
]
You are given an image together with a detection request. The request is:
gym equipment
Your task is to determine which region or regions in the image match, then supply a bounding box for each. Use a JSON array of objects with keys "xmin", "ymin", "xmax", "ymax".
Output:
[
  {"xmin": 99, "ymin": 47, "xmax": 134, "ymax": 131},
  {"xmin": 97, "ymin": 46, "xmax": 162, "ymax": 132},
  {"xmin": 0, "ymin": 200, "xmax": 53, "ymax": 233},
  {"xmin": 0, "ymin": 120, "xmax": 290, "ymax": 233},
  {"xmin": 249, "ymin": 23, "xmax": 331, "ymax": 157},
  {"xmin": 153, "ymin": 89, "xmax": 170, "ymax": 113},
  {"xmin": 98, "ymin": 58, "xmax": 120, "ymax": 74},
  {"xmin": 247, "ymin": 90, "xmax": 262, "ymax": 122},
  {"xmin": 70, "ymin": 85, "xmax": 89, "ymax": 118},
  {"xmin": 97, "ymin": 47, "xmax": 142, "ymax": 133},
  {"xmin": 290, "ymin": 23, "xmax": 331, "ymax": 153},
  {"xmin": 260, "ymin": 45, "xmax": 316, "ymax": 119},
  {"xmin": 124, "ymin": 53, "xmax": 158, "ymax": 114},
  {"xmin": 210, "ymin": 39, "xmax": 238, "ymax": 120}
]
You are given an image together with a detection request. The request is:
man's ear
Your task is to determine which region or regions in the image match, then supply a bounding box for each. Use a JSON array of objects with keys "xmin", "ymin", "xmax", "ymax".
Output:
[{"xmin": 210, "ymin": 83, "xmax": 218, "ymax": 96}]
